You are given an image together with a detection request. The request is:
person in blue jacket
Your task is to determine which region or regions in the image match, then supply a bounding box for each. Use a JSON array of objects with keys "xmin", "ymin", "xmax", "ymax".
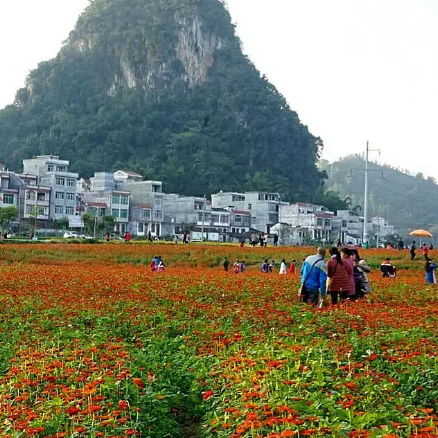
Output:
[
  {"xmin": 425, "ymin": 258, "xmax": 437, "ymax": 284},
  {"xmin": 300, "ymin": 247, "xmax": 327, "ymax": 305}
]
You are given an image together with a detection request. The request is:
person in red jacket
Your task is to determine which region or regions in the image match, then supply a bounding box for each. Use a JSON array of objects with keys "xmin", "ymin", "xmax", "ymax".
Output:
[
  {"xmin": 289, "ymin": 260, "xmax": 296, "ymax": 275},
  {"xmin": 327, "ymin": 247, "xmax": 354, "ymax": 304}
]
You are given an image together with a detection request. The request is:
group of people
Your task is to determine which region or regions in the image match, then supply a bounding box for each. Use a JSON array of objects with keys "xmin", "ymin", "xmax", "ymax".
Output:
[
  {"xmin": 408, "ymin": 241, "xmax": 434, "ymax": 261},
  {"xmin": 150, "ymin": 255, "xmax": 165, "ymax": 272},
  {"xmin": 300, "ymin": 247, "xmax": 371, "ymax": 306},
  {"xmin": 223, "ymin": 257, "xmax": 246, "ymax": 273},
  {"xmin": 249, "ymin": 233, "xmax": 270, "ymax": 247}
]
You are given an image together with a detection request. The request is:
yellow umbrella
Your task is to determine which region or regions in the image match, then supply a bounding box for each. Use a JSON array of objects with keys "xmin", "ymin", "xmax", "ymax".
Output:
[
  {"xmin": 409, "ymin": 230, "xmax": 432, "ymax": 238},
  {"xmin": 409, "ymin": 229, "xmax": 432, "ymax": 246}
]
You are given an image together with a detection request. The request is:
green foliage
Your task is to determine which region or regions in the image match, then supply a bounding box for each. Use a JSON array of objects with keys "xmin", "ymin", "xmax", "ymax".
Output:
[
  {"xmin": 0, "ymin": 206, "xmax": 18, "ymax": 232},
  {"xmin": 0, "ymin": 0, "xmax": 324, "ymax": 202},
  {"xmin": 52, "ymin": 217, "xmax": 69, "ymax": 230}
]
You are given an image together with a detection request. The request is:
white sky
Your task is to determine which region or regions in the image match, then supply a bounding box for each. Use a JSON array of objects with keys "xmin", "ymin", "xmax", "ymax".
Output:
[{"xmin": 1, "ymin": 0, "xmax": 437, "ymax": 178}]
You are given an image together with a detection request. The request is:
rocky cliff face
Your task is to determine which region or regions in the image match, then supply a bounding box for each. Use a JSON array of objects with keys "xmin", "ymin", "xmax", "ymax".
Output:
[{"xmin": 0, "ymin": 0, "xmax": 325, "ymax": 201}]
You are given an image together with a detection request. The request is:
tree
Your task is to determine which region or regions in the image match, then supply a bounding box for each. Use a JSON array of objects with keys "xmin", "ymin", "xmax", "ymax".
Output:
[
  {"xmin": 102, "ymin": 216, "xmax": 116, "ymax": 231},
  {"xmin": 0, "ymin": 206, "xmax": 18, "ymax": 233},
  {"xmin": 53, "ymin": 217, "xmax": 69, "ymax": 230},
  {"xmin": 83, "ymin": 213, "xmax": 96, "ymax": 236}
]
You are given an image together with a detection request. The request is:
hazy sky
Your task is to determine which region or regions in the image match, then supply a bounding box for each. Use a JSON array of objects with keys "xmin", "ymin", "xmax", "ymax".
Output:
[{"xmin": 1, "ymin": 0, "xmax": 437, "ymax": 178}]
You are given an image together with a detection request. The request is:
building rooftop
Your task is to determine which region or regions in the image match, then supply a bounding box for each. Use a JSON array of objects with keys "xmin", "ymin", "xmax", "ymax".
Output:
[{"xmin": 87, "ymin": 202, "xmax": 108, "ymax": 208}]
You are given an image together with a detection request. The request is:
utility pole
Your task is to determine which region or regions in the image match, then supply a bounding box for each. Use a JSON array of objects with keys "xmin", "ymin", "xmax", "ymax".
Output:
[
  {"xmin": 201, "ymin": 195, "xmax": 206, "ymax": 243},
  {"xmin": 363, "ymin": 142, "xmax": 369, "ymax": 244},
  {"xmin": 363, "ymin": 141, "xmax": 380, "ymax": 246}
]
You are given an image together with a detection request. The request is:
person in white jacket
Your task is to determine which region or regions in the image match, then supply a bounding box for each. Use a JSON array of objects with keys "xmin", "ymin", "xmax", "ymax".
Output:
[{"xmin": 279, "ymin": 259, "xmax": 287, "ymax": 275}]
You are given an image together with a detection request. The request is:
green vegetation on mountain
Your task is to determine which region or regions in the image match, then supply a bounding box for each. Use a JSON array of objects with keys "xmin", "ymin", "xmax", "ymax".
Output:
[
  {"xmin": 0, "ymin": 0, "xmax": 326, "ymax": 201},
  {"xmin": 321, "ymin": 155, "xmax": 438, "ymax": 235}
]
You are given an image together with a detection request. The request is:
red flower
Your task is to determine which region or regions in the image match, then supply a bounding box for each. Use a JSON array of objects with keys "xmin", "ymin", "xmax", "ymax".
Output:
[
  {"xmin": 118, "ymin": 400, "xmax": 129, "ymax": 410},
  {"xmin": 132, "ymin": 378, "xmax": 144, "ymax": 389},
  {"xmin": 66, "ymin": 406, "xmax": 80, "ymax": 416},
  {"xmin": 203, "ymin": 390, "xmax": 214, "ymax": 400}
]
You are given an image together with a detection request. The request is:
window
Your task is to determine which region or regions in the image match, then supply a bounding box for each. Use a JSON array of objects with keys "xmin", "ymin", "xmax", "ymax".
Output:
[
  {"xmin": 26, "ymin": 192, "xmax": 35, "ymax": 200},
  {"xmin": 151, "ymin": 223, "xmax": 156, "ymax": 233},
  {"xmin": 342, "ymin": 220, "xmax": 347, "ymax": 228},
  {"xmin": 120, "ymin": 196, "xmax": 129, "ymax": 205},
  {"xmin": 220, "ymin": 215, "xmax": 228, "ymax": 223},
  {"xmin": 57, "ymin": 166, "xmax": 67, "ymax": 172},
  {"xmin": 316, "ymin": 218, "xmax": 323, "ymax": 227},
  {"xmin": 112, "ymin": 209, "xmax": 120, "ymax": 218},
  {"xmin": 194, "ymin": 202, "xmax": 203, "ymax": 210},
  {"xmin": 234, "ymin": 215, "xmax": 242, "ymax": 223},
  {"xmin": 55, "ymin": 192, "xmax": 65, "ymax": 200},
  {"xmin": 269, "ymin": 203, "xmax": 277, "ymax": 212},
  {"xmin": 211, "ymin": 214, "xmax": 219, "ymax": 223},
  {"xmin": 47, "ymin": 164, "xmax": 54, "ymax": 172},
  {"xmin": 37, "ymin": 193, "xmax": 46, "ymax": 201},
  {"xmin": 65, "ymin": 206, "xmax": 74, "ymax": 216},
  {"xmin": 154, "ymin": 210, "xmax": 162, "ymax": 220},
  {"xmin": 56, "ymin": 177, "xmax": 65, "ymax": 186},
  {"xmin": 248, "ymin": 203, "xmax": 252, "ymax": 210},
  {"xmin": 120, "ymin": 209, "xmax": 128, "ymax": 219},
  {"xmin": 138, "ymin": 223, "xmax": 144, "ymax": 233},
  {"xmin": 112, "ymin": 195, "xmax": 120, "ymax": 205},
  {"xmin": 88, "ymin": 207, "xmax": 97, "ymax": 216},
  {"xmin": 99, "ymin": 208, "xmax": 106, "ymax": 217},
  {"xmin": 232, "ymin": 195, "xmax": 245, "ymax": 202},
  {"xmin": 38, "ymin": 207, "xmax": 47, "ymax": 216},
  {"xmin": 152, "ymin": 185, "xmax": 161, "ymax": 193},
  {"xmin": 66, "ymin": 193, "xmax": 75, "ymax": 201},
  {"xmin": 55, "ymin": 205, "xmax": 64, "ymax": 214},
  {"xmin": 154, "ymin": 197, "xmax": 162, "ymax": 206},
  {"xmin": 324, "ymin": 219, "xmax": 331, "ymax": 228},
  {"xmin": 142, "ymin": 209, "xmax": 151, "ymax": 220},
  {"xmin": 268, "ymin": 213, "xmax": 278, "ymax": 223},
  {"xmin": 3, "ymin": 194, "xmax": 14, "ymax": 205},
  {"xmin": 67, "ymin": 179, "xmax": 76, "ymax": 187}
]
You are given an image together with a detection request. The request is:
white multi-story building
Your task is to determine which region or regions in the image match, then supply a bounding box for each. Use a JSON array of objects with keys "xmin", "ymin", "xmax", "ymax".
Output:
[
  {"xmin": 279, "ymin": 202, "xmax": 333, "ymax": 242},
  {"xmin": 22, "ymin": 156, "xmax": 78, "ymax": 222},
  {"xmin": 211, "ymin": 191, "xmax": 280, "ymax": 233},
  {"xmin": 81, "ymin": 172, "xmax": 130, "ymax": 234}
]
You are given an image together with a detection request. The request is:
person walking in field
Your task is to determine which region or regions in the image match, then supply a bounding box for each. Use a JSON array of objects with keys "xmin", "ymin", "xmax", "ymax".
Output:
[
  {"xmin": 299, "ymin": 247, "xmax": 327, "ymax": 305},
  {"xmin": 425, "ymin": 258, "xmax": 437, "ymax": 284},
  {"xmin": 279, "ymin": 258, "xmax": 287, "ymax": 274},
  {"xmin": 410, "ymin": 241, "xmax": 417, "ymax": 260},
  {"xmin": 422, "ymin": 243, "xmax": 429, "ymax": 260},
  {"xmin": 340, "ymin": 248, "xmax": 356, "ymax": 300},
  {"xmin": 327, "ymin": 247, "xmax": 353, "ymax": 304},
  {"xmin": 223, "ymin": 257, "xmax": 230, "ymax": 272},
  {"xmin": 289, "ymin": 260, "xmax": 296, "ymax": 275},
  {"xmin": 273, "ymin": 234, "xmax": 279, "ymax": 247}
]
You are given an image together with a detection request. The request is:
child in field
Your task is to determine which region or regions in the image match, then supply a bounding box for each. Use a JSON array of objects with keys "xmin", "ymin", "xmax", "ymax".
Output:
[
  {"xmin": 261, "ymin": 259, "xmax": 269, "ymax": 273},
  {"xmin": 289, "ymin": 260, "xmax": 296, "ymax": 275},
  {"xmin": 240, "ymin": 261, "xmax": 246, "ymax": 273},
  {"xmin": 233, "ymin": 259, "xmax": 241, "ymax": 273},
  {"xmin": 157, "ymin": 256, "xmax": 165, "ymax": 272},
  {"xmin": 279, "ymin": 259, "xmax": 287, "ymax": 275},
  {"xmin": 425, "ymin": 258, "xmax": 437, "ymax": 284}
]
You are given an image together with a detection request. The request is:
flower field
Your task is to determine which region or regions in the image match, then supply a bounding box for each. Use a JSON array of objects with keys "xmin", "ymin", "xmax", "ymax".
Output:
[{"xmin": 0, "ymin": 244, "xmax": 438, "ymax": 438}]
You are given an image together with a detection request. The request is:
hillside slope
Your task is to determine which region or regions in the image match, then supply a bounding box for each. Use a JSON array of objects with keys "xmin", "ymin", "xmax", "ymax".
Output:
[
  {"xmin": 321, "ymin": 155, "xmax": 438, "ymax": 235},
  {"xmin": 0, "ymin": 0, "xmax": 324, "ymax": 200}
]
